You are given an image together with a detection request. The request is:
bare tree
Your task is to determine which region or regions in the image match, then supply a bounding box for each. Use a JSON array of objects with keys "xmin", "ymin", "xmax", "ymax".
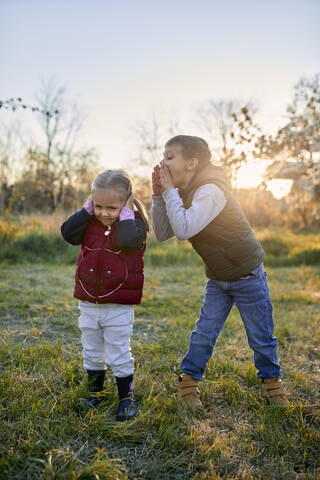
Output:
[
  {"xmin": 0, "ymin": 131, "xmax": 14, "ymax": 209},
  {"xmin": 0, "ymin": 125, "xmax": 25, "ymax": 209},
  {"xmin": 132, "ymin": 110, "xmax": 181, "ymax": 169},
  {"xmin": 133, "ymin": 112, "xmax": 162, "ymax": 168},
  {"xmin": 262, "ymin": 74, "xmax": 320, "ymax": 227},
  {"xmin": 1, "ymin": 80, "xmax": 97, "ymax": 213},
  {"xmin": 33, "ymin": 79, "xmax": 96, "ymax": 210},
  {"xmin": 260, "ymin": 74, "xmax": 320, "ymax": 163},
  {"xmin": 130, "ymin": 101, "xmax": 261, "ymax": 191},
  {"xmin": 194, "ymin": 99, "xmax": 261, "ymax": 183}
]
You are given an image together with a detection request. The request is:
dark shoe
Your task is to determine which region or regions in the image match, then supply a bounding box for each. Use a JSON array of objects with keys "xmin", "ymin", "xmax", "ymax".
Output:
[
  {"xmin": 80, "ymin": 395, "xmax": 106, "ymax": 410},
  {"xmin": 87, "ymin": 370, "xmax": 106, "ymax": 391},
  {"xmin": 115, "ymin": 374, "xmax": 137, "ymax": 421},
  {"xmin": 80, "ymin": 370, "xmax": 106, "ymax": 410},
  {"xmin": 117, "ymin": 394, "xmax": 137, "ymax": 421}
]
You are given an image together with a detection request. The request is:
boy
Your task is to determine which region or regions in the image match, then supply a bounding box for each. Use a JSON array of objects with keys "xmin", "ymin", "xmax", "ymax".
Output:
[{"xmin": 151, "ymin": 135, "xmax": 289, "ymax": 408}]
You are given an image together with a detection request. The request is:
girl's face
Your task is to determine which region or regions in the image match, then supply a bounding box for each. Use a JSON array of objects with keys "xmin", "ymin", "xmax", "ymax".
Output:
[
  {"xmin": 163, "ymin": 143, "xmax": 191, "ymax": 188},
  {"xmin": 92, "ymin": 188, "xmax": 125, "ymax": 227}
]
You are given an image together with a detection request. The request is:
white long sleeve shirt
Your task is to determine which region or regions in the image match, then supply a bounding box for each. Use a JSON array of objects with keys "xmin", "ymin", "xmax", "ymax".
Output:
[{"xmin": 151, "ymin": 184, "xmax": 227, "ymax": 241}]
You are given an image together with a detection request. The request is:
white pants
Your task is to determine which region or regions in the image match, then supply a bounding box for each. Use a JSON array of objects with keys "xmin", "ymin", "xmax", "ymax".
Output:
[{"xmin": 78, "ymin": 301, "xmax": 134, "ymax": 377}]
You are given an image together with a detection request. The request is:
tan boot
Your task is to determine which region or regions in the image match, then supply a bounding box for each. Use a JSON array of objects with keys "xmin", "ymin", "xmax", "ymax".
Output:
[
  {"xmin": 177, "ymin": 374, "xmax": 202, "ymax": 408},
  {"xmin": 261, "ymin": 377, "xmax": 289, "ymax": 407}
]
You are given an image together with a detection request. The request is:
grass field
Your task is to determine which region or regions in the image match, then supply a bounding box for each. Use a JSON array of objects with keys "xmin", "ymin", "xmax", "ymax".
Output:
[
  {"xmin": 1, "ymin": 248, "xmax": 320, "ymax": 479},
  {"xmin": 1, "ymin": 212, "xmax": 320, "ymax": 267}
]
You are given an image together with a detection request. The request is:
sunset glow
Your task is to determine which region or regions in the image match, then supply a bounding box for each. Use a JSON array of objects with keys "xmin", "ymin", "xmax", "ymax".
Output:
[
  {"xmin": 266, "ymin": 179, "xmax": 293, "ymax": 199},
  {"xmin": 236, "ymin": 161, "xmax": 292, "ymax": 198},
  {"xmin": 236, "ymin": 161, "xmax": 266, "ymax": 189}
]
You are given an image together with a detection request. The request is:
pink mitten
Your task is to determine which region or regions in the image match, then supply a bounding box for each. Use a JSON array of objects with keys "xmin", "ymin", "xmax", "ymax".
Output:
[
  {"xmin": 84, "ymin": 198, "xmax": 94, "ymax": 215},
  {"xmin": 119, "ymin": 206, "xmax": 134, "ymax": 221}
]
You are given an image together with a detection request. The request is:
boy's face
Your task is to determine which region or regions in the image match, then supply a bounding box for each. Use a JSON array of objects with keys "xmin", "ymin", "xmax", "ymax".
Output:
[
  {"xmin": 92, "ymin": 188, "xmax": 125, "ymax": 228},
  {"xmin": 163, "ymin": 143, "xmax": 191, "ymax": 188}
]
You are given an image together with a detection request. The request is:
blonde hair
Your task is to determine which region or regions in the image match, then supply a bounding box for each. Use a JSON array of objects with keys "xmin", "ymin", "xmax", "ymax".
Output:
[{"xmin": 91, "ymin": 169, "xmax": 149, "ymax": 231}]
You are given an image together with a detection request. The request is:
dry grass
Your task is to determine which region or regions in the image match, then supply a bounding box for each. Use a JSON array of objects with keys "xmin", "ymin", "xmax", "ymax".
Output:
[{"xmin": 1, "ymin": 260, "xmax": 320, "ymax": 479}]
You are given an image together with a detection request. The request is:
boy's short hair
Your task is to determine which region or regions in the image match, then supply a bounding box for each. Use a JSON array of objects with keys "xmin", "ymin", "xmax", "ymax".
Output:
[{"xmin": 165, "ymin": 135, "xmax": 211, "ymax": 166}]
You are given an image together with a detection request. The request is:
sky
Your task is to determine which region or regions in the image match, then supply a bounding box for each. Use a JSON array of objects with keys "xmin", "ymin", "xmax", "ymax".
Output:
[{"xmin": 1, "ymin": 0, "xmax": 319, "ymax": 189}]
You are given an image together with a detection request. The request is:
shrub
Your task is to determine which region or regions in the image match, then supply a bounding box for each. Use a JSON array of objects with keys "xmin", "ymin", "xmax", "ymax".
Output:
[
  {"xmin": 0, "ymin": 233, "xmax": 79, "ymax": 264},
  {"xmin": 1, "ymin": 226, "xmax": 320, "ymax": 267},
  {"xmin": 260, "ymin": 237, "xmax": 289, "ymax": 257},
  {"xmin": 0, "ymin": 214, "xmax": 23, "ymax": 246},
  {"xmin": 291, "ymin": 249, "xmax": 320, "ymax": 265}
]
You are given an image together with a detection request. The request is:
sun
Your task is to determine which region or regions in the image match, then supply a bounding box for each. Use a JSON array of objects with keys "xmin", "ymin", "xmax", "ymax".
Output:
[
  {"xmin": 266, "ymin": 178, "xmax": 292, "ymax": 199},
  {"xmin": 236, "ymin": 161, "xmax": 266, "ymax": 189},
  {"xmin": 236, "ymin": 159, "xmax": 292, "ymax": 199}
]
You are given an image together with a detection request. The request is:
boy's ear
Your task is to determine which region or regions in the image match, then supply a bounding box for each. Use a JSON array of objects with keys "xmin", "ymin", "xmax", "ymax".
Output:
[{"xmin": 186, "ymin": 157, "xmax": 198, "ymax": 171}]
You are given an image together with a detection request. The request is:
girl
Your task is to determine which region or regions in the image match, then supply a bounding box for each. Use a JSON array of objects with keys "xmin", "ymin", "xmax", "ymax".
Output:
[
  {"xmin": 61, "ymin": 169, "xmax": 149, "ymax": 421},
  {"xmin": 151, "ymin": 135, "xmax": 289, "ymax": 408}
]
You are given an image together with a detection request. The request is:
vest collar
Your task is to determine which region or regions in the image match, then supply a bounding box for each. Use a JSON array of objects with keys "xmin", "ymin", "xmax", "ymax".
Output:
[
  {"xmin": 179, "ymin": 161, "xmax": 230, "ymax": 199},
  {"xmin": 179, "ymin": 160, "xmax": 212, "ymax": 197}
]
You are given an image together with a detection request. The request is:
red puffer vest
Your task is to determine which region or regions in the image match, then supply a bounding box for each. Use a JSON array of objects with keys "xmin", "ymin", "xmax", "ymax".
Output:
[{"xmin": 73, "ymin": 215, "xmax": 145, "ymax": 304}]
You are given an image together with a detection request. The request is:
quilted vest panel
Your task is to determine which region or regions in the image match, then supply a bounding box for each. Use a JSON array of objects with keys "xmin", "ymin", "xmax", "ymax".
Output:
[
  {"xmin": 180, "ymin": 162, "xmax": 265, "ymax": 281},
  {"xmin": 73, "ymin": 216, "xmax": 145, "ymax": 304}
]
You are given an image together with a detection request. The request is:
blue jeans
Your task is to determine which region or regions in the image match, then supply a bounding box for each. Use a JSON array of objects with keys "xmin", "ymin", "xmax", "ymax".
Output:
[{"xmin": 181, "ymin": 264, "xmax": 281, "ymax": 380}]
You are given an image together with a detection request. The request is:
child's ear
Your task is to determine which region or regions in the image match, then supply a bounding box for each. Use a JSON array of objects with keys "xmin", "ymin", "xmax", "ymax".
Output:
[{"xmin": 187, "ymin": 158, "xmax": 198, "ymax": 171}]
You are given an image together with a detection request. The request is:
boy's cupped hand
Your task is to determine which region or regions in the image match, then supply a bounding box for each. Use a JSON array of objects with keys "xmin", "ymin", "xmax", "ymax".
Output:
[
  {"xmin": 152, "ymin": 163, "xmax": 175, "ymax": 194},
  {"xmin": 159, "ymin": 163, "xmax": 175, "ymax": 190},
  {"xmin": 152, "ymin": 165, "xmax": 164, "ymax": 195}
]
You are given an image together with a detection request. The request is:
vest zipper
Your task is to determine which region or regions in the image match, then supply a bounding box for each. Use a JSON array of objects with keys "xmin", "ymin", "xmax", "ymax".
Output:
[{"xmin": 95, "ymin": 227, "xmax": 111, "ymax": 303}]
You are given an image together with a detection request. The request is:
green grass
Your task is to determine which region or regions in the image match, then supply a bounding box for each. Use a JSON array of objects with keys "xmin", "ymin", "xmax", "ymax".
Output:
[
  {"xmin": 1, "ymin": 228, "xmax": 320, "ymax": 268},
  {"xmin": 1, "ymin": 260, "xmax": 320, "ymax": 479}
]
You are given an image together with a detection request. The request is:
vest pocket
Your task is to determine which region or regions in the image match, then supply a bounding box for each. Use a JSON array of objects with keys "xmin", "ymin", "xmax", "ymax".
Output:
[
  {"xmin": 99, "ymin": 253, "xmax": 128, "ymax": 297},
  {"xmin": 77, "ymin": 249, "xmax": 128, "ymax": 299}
]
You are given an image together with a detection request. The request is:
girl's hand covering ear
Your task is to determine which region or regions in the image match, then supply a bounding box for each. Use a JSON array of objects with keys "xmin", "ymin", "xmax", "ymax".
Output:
[
  {"xmin": 84, "ymin": 196, "xmax": 94, "ymax": 215},
  {"xmin": 120, "ymin": 193, "xmax": 135, "ymax": 221},
  {"xmin": 159, "ymin": 163, "xmax": 175, "ymax": 190},
  {"xmin": 120, "ymin": 206, "xmax": 135, "ymax": 221},
  {"xmin": 152, "ymin": 165, "xmax": 164, "ymax": 195}
]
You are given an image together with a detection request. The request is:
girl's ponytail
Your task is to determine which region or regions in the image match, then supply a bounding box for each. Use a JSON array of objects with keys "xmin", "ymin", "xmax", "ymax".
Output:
[{"xmin": 133, "ymin": 198, "xmax": 150, "ymax": 232}]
